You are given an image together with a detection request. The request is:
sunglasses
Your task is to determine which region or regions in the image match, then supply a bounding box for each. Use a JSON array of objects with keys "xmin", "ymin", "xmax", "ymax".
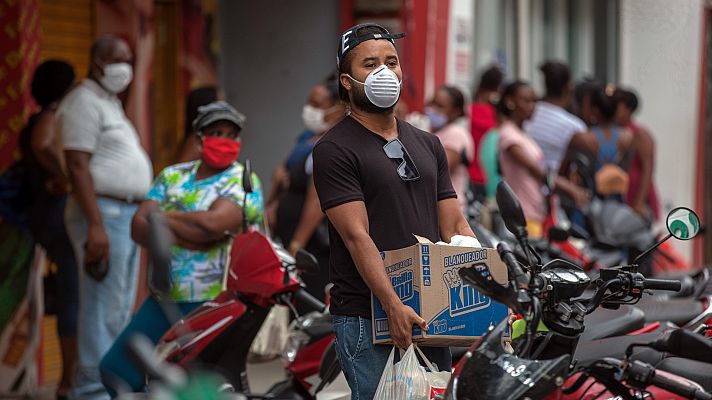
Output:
[{"xmin": 383, "ymin": 138, "xmax": 420, "ymax": 181}]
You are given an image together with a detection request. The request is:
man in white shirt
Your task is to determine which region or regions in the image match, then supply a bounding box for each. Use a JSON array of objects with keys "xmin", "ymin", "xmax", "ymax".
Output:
[
  {"xmin": 524, "ymin": 61, "xmax": 586, "ymax": 172},
  {"xmin": 59, "ymin": 35, "xmax": 152, "ymax": 400}
]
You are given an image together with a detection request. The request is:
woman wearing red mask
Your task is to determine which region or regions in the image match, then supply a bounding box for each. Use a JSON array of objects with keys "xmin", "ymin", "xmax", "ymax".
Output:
[{"xmin": 99, "ymin": 101, "xmax": 264, "ymax": 395}]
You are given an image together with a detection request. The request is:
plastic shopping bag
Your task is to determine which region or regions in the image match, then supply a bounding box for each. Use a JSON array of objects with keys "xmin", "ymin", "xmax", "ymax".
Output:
[
  {"xmin": 248, "ymin": 305, "xmax": 289, "ymax": 362},
  {"xmin": 415, "ymin": 346, "xmax": 450, "ymax": 399},
  {"xmin": 374, "ymin": 345, "xmax": 452, "ymax": 400}
]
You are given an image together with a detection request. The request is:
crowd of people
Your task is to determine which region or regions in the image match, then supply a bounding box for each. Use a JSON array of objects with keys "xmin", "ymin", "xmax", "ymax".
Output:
[{"xmin": 3, "ymin": 21, "xmax": 660, "ymax": 400}]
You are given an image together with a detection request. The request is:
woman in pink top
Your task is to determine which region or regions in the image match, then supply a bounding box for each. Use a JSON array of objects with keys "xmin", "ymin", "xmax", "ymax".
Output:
[
  {"xmin": 426, "ymin": 85, "xmax": 475, "ymax": 212},
  {"xmin": 497, "ymin": 81, "xmax": 588, "ymax": 236}
]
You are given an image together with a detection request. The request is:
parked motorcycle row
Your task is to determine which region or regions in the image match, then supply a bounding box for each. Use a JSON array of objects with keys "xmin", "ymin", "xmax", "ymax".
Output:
[{"xmin": 118, "ymin": 164, "xmax": 711, "ymax": 400}]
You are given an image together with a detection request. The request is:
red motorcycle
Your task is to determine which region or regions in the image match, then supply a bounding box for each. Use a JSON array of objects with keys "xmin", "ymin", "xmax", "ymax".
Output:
[{"xmin": 154, "ymin": 228, "xmax": 326, "ymax": 393}]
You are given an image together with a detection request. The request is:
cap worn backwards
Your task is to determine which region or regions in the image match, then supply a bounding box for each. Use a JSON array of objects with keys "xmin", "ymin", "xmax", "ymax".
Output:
[
  {"xmin": 192, "ymin": 101, "xmax": 247, "ymax": 132},
  {"xmin": 336, "ymin": 23, "xmax": 406, "ymax": 69}
]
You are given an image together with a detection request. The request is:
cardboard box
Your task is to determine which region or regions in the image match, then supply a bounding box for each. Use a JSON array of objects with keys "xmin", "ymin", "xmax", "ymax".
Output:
[{"xmin": 371, "ymin": 236, "xmax": 509, "ymax": 346}]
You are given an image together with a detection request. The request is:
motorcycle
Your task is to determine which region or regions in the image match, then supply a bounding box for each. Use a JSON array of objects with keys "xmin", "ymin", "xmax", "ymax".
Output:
[
  {"xmin": 267, "ymin": 306, "xmax": 336, "ymax": 399},
  {"xmin": 443, "ymin": 181, "xmax": 710, "ymax": 399}
]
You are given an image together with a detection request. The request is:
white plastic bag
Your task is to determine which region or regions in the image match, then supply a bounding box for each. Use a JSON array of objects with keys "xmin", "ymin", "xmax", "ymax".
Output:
[
  {"xmin": 247, "ymin": 304, "xmax": 289, "ymax": 362},
  {"xmin": 374, "ymin": 345, "xmax": 452, "ymax": 400},
  {"xmin": 415, "ymin": 346, "xmax": 450, "ymax": 399}
]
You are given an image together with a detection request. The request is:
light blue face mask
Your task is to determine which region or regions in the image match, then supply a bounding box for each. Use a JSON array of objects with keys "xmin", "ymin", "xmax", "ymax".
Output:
[{"xmin": 425, "ymin": 107, "xmax": 448, "ymax": 131}]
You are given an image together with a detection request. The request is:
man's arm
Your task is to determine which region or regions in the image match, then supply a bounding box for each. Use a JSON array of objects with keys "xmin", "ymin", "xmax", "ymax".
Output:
[
  {"xmin": 65, "ymin": 150, "xmax": 108, "ymax": 263},
  {"xmin": 165, "ymin": 198, "xmax": 243, "ymax": 243},
  {"xmin": 438, "ymin": 198, "xmax": 475, "ymax": 242},
  {"xmin": 31, "ymin": 114, "xmax": 67, "ymax": 180},
  {"xmin": 632, "ymin": 127, "xmax": 655, "ymax": 216},
  {"xmin": 326, "ymin": 201, "xmax": 426, "ymax": 349},
  {"xmin": 131, "ymin": 199, "xmax": 158, "ymax": 248},
  {"xmin": 508, "ymin": 144, "xmax": 589, "ymax": 208},
  {"xmin": 289, "ymin": 180, "xmax": 325, "ymax": 255}
]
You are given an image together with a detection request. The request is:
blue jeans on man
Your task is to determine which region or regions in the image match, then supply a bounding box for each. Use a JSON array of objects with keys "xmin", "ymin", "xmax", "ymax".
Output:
[
  {"xmin": 332, "ymin": 315, "xmax": 451, "ymax": 400},
  {"xmin": 65, "ymin": 196, "xmax": 140, "ymax": 400}
]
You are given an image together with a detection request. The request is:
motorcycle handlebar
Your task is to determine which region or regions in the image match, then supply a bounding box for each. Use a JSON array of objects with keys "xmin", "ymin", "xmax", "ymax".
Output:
[
  {"xmin": 497, "ymin": 242, "xmax": 529, "ymax": 289},
  {"xmin": 651, "ymin": 370, "xmax": 712, "ymax": 400},
  {"xmin": 644, "ymin": 278, "xmax": 682, "ymax": 292},
  {"xmin": 295, "ymin": 288, "xmax": 327, "ymax": 313}
]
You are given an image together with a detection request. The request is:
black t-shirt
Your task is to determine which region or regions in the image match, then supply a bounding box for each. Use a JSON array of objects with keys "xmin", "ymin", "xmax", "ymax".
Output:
[{"xmin": 312, "ymin": 115, "xmax": 456, "ymax": 317}]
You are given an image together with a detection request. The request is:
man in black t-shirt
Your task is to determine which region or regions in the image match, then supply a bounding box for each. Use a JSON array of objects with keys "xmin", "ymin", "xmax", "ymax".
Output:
[{"xmin": 313, "ymin": 23, "xmax": 479, "ymax": 399}]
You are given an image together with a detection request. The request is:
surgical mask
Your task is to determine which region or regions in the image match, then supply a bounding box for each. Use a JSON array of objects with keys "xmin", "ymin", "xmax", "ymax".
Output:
[
  {"xmin": 201, "ymin": 136, "xmax": 241, "ymax": 169},
  {"xmin": 99, "ymin": 62, "xmax": 133, "ymax": 93},
  {"xmin": 302, "ymin": 104, "xmax": 328, "ymax": 133},
  {"xmin": 425, "ymin": 107, "xmax": 448, "ymax": 131},
  {"xmin": 348, "ymin": 65, "xmax": 401, "ymax": 108}
]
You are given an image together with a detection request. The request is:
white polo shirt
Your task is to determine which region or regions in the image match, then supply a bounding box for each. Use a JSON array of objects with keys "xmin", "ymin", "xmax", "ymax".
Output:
[
  {"xmin": 58, "ymin": 79, "xmax": 152, "ymax": 199},
  {"xmin": 524, "ymin": 101, "xmax": 587, "ymax": 172}
]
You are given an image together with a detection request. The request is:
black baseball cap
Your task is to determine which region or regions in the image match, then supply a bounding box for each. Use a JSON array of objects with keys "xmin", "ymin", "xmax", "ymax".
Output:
[
  {"xmin": 336, "ymin": 23, "xmax": 406, "ymax": 70},
  {"xmin": 193, "ymin": 101, "xmax": 246, "ymax": 132}
]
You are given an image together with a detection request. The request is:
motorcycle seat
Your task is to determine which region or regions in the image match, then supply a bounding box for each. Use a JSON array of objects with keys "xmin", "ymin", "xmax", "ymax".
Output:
[
  {"xmin": 580, "ymin": 306, "xmax": 645, "ymax": 341},
  {"xmin": 303, "ymin": 324, "xmax": 334, "ymax": 340},
  {"xmin": 635, "ymin": 298, "xmax": 704, "ymax": 326},
  {"xmin": 574, "ymin": 332, "xmax": 666, "ymax": 367},
  {"xmin": 656, "ymin": 357, "xmax": 712, "ymax": 392}
]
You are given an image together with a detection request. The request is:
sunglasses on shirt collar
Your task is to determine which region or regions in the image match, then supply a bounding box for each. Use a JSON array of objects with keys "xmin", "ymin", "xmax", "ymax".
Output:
[{"xmin": 383, "ymin": 138, "xmax": 420, "ymax": 181}]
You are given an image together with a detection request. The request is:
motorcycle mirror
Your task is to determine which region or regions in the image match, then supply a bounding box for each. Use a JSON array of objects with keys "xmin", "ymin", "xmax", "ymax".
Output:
[
  {"xmin": 295, "ymin": 249, "xmax": 320, "ymax": 274},
  {"xmin": 548, "ymin": 226, "xmax": 570, "ymax": 242},
  {"xmin": 147, "ymin": 211, "xmax": 173, "ymax": 297},
  {"xmin": 242, "ymin": 159, "xmax": 254, "ymax": 194},
  {"xmin": 458, "ymin": 264, "xmax": 521, "ymax": 312},
  {"xmin": 648, "ymin": 329, "xmax": 712, "ymax": 363},
  {"xmin": 496, "ymin": 181, "xmax": 528, "ymax": 239},
  {"xmin": 666, "ymin": 207, "xmax": 701, "ymax": 240}
]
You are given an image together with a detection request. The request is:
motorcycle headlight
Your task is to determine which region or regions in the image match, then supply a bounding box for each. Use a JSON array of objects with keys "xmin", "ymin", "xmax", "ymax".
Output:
[{"xmin": 282, "ymin": 331, "xmax": 309, "ymax": 363}]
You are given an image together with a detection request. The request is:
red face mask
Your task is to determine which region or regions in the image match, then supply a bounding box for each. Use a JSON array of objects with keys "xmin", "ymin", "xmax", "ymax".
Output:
[{"xmin": 201, "ymin": 136, "xmax": 241, "ymax": 169}]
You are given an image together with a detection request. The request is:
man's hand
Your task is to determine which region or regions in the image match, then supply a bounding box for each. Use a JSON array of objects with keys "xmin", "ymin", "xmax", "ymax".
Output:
[
  {"xmin": 86, "ymin": 223, "xmax": 109, "ymax": 263},
  {"xmin": 45, "ymin": 176, "xmax": 70, "ymax": 196},
  {"xmin": 570, "ymin": 186, "xmax": 591, "ymax": 209},
  {"xmin": 385, "ymin": 303, "xmax": 427, "ymax": 349}
]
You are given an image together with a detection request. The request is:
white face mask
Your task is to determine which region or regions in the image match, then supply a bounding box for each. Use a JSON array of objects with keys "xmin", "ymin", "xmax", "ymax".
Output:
[
  {"xmin": 302, "ymin": 104, "xmax": 329, "ymax": 133},
  {"xmin": 348, "ymin": 65, "xmax": 401, "ymax": 108},
  {"xmin": 99, "ymin": 62, "xmax": 133, "ymax": 93}
]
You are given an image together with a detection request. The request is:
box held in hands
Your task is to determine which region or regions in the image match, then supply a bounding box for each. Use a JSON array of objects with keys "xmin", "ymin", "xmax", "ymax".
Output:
[{"xmin": 372, "ymin": 236, "xmax": 509, "ymax": 346}]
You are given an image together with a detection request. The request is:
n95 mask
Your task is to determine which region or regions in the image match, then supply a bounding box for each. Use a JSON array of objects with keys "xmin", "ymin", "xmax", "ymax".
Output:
[{"xmin": 349, "ymin": 65, "xmax": 401, "ymax": 108}]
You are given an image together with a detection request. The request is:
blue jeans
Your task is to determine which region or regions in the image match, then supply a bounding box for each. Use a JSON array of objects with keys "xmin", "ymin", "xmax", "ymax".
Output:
[
  {"xmin": 65, "ymin": 196, "xmax": 140, "ymax": 400},
  {"xmin": 332, "ymin": 315, "xmax": 451, "ymax": 400},
  {"xmin": 100, "ymin": 297, "xmax": 203, "ymax": 396}
]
